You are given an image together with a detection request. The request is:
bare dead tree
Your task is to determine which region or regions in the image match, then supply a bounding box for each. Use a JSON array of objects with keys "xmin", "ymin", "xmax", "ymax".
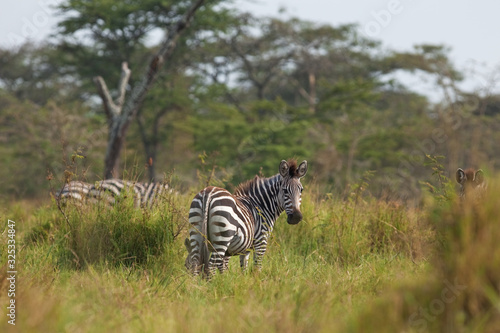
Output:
[{"xmin": 94, "ymin": 0, "xmax": 206, "ymax": 179}]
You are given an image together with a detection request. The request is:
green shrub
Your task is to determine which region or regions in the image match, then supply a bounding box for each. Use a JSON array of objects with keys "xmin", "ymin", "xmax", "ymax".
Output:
[{"xmin": 43, "ymin": 190, "xmax": 188, "ymax": 269}]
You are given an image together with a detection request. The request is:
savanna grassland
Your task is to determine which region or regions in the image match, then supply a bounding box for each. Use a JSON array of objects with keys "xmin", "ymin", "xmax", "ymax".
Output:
[
  {"xmin": 2, "ymin": 0, "xmax": 500, "ymax": 331},
  {"xmin": 1, "ymin": 175, "xmax": 500, "ymax": 333}
]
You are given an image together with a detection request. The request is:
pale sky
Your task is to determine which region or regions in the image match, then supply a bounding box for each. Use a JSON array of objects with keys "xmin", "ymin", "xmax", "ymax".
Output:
[
  {"xmin": 1, "ymin": 0, "xmax": 499, "ymax": 94},
  {"xmin": 243, "ymin": 0, "xmax": 497, "ymax": 65}
]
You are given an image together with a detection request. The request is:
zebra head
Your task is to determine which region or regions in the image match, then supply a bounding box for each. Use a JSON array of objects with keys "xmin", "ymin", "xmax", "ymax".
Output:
[
  {"xmin": 279, "ymin": 159, "xmax": 308, "ymax": 225},
  {"xmin": 456, "ymin": 168, "xmax": 485, "ymax": 198}
]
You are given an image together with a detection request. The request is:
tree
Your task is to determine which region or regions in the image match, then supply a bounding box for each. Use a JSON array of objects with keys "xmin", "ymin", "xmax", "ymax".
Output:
[
  {"xmin": 0, "ymin": 43, "xmax": 81, "ymax": 105},
  {"xmin": 0, "ymin": 90, "xmax": 106, "ymax": 198},
  {"xmin": 135, "ymin": 71, "xmax": 193, "ymax": 180},
  {"xmin": 56, "ymin": 0, "xmax": 215, "ymax": 178},
  {"xmin": 382, "ymin": 45, "xmax": 474, "ymax": 172}
]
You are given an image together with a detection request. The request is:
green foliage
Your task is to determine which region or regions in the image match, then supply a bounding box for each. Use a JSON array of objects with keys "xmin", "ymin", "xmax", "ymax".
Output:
[
  {"xmin": 421, "ymin": 154, "xmax": 456, "ymax": 203},
  {"xmin": 382, "ymin": 44, "xmax": 463, "ymax": 82},
  {"xmin": 318, "ymin": 78, "xmax": 380, "ymax": 116},
  {"xmin": 51, "ymin": 191, "xmax": 186, "ymax": 269},
  {"xmin": 195, "ymin": 151, "xmax": 233, "ymax": 188},
  {"xmin": 0, "ymin": 43, "xmax": 78, "ymax": 105},
  {"xmin": 357, "ymin": 129, "xmax": 411, "ymax": 169},
  {"xmin": 54, "ymin": 0, "xmax": 233, "ymax": 92},
  {"xmin": 0, "ymin": 92, "xmax": 105, "ymax": 199},
  {"xmin": 190, "ymin": 98, "xmax": 313, "ymax": 184}
]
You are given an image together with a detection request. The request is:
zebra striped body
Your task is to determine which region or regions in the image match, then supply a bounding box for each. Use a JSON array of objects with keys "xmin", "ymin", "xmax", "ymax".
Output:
[
  {"xmin": 456, "ymin": 168, "xmax": 486, "ymax": 199},
  {"xmin": 185, "ymin": 159, "xmax": 308, "ymax": 279},
  {"xmin": 57, "ymin": 181, "xmax": 93, "ymax": 201},
  {"xmin": 57, "ymin": 179, "xmax": 170, "ymax": 208}
]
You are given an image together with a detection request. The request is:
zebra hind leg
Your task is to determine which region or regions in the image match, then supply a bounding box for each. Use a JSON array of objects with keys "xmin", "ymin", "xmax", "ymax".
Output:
[
  {"xmin": 184, "ymin": 237, "xmax": 203, "ymax": 276},
  {"xmin": 205, "ymin": 247, "xmax": 229, "ymax": 280},
  {"xmin": 218, "ymin": 256, "xmax": 230, "ymax": 274},
  {"xmin": 240, "ymin": 251, "xmax": 251, "ymax": 273}
]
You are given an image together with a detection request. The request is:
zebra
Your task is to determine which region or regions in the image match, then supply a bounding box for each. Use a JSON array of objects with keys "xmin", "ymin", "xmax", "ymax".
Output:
[
  {"xmin": 57, "ymin": 180, "xmax": 93, "ymax": 201},
  {"xmin": 456, "ymin": 168, "xmax": 485, "ymax": 199},
  {"xmin": 184, "ymin": 159, "xmax": 308, "ymax": 279},
  {"xmin": 56, "ymin": 179, "xmax": 171, "ymax": 208}
]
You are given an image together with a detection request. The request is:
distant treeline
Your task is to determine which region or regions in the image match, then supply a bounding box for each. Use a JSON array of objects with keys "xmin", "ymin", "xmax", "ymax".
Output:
[{"xmin": 1, "ymin": 0, "xmax": 499, "ymax": 200}]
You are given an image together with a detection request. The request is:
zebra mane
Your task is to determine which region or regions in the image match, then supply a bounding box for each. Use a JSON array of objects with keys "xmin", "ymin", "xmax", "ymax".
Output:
[
  {"xmin": 235, "ymin": 173, "xmax": 283, "ymax": 197},
  {"xmin": 286, "ymin": 159, "xmax": 299, "ymax": 177},
  {"xmin": 234, "ymin": 175, "xmax": 266, "ymax": 196},
  {"xmin": 234, "ymin": 159, "xmax": 298, "ymax": 196}
]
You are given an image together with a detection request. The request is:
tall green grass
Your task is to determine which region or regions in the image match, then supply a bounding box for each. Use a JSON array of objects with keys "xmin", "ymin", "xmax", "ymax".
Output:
[
  {"xmin": 25, "ymin": 188, "xmax": 189, "ymax": 269},
  {"xmin": 343, "ymin": 178, "xmax": 500, "ymax": 332},
  {"xmin": 1, "ymin": 176, "xmax": 499, "ymax": 332}
]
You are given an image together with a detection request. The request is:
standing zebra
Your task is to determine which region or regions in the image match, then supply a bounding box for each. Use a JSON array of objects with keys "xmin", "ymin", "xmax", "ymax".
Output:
[
  {"xmin": 57, "ymin": 179, "xmax": 171, "ymax": 208},
  {"xmin": 456, "ymin": 168, "xmax": 485, "ymax": 199},
  {"xmin": 184, "ymin": 159, "xmax": 308, "ymax": 279}
]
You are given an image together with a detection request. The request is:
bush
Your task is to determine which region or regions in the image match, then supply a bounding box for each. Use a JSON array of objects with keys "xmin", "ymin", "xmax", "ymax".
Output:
[{"xmin": 38, "ymin": 191, "xmax": 188, "ymax": 269}]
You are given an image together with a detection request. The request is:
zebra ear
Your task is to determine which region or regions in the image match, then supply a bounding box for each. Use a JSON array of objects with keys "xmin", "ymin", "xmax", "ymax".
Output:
[
  {"xmin": 297, "ymin": 161, "xmax": 308, "ymax": 178},
  {"xmin": 279, "ymin": 160, "xmax": 289, "ymax": 177},
  {"xmin": 456, "ymin": 168, "xmax": 466, "ymax": 184},
  {"xmin": 475, "ymin": 169, "xmax": 484, "ymax": 184}
]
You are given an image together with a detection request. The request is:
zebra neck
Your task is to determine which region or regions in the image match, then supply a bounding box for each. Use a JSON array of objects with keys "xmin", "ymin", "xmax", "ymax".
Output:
[{"xmin": 240, "ymin": 174, "xmax": 283, "ymax": 226}]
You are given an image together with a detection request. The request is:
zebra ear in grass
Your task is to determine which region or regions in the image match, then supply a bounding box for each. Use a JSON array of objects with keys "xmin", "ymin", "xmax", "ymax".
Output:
[
  {"xmin": 279, "ymin": 160, "xmax": 290, "ymax": 178},
  {"xmin": 456, "ymin": 168, "xmax": 466, "ymax": 184},
  {"xmin": 475, "ymin": 169, "xmax": 484, "ymax": 184},
  {"xmin": 297, "ymin": 161, "xmax": 308, "ymax": 178}
]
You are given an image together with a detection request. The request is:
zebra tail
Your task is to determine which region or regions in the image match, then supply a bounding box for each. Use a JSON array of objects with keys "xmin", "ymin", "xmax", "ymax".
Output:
[{"xmin": 201, "ymin": 192, "xmax": 211, "ymax": 278}]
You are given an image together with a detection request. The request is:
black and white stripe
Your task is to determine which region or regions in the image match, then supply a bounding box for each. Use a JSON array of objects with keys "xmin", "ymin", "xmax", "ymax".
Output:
[
  {"xmin": 57, "ymin": 180, "xmax": 93, "ymax": 201},
  {"xmin": 184, "ymin": 159, "xmax": 308, "ymax": 279},
  {"xmin": 57, "ymin": 179, "xmax": 171, "ymax": 208}
]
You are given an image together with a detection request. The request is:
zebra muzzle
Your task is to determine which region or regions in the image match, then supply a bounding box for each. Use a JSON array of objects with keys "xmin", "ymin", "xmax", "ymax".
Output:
[{"xmin": 287, "ymin": 210, "xmax": 303, "ymax": 225}]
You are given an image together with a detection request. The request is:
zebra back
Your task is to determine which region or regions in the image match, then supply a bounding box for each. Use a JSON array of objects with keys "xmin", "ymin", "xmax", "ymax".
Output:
[
  {"xmin": 57, "ymin": 179, "xmax": 170, "ymax": 208},
  {"xmin": 57, "ymin": 181, "xmax": 93, "ymax": 201}
]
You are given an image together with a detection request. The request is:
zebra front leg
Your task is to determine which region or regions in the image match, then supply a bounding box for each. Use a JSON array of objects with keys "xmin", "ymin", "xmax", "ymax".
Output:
[{"xmin": 253, "ymin": 238, "xmax": 269, "ymax": 272}]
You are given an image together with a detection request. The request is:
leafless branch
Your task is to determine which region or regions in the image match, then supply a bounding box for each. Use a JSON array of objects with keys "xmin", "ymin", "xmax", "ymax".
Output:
[
  {"xmin": 94, "ymin": 76, "xmax": 119, "ymax": 121},
  {"xmin": 116, "ymin": 62, "xmax": 131, "ymax": 108},
  {"xmin": 94, "ymin": 62, "xmax": 131, "ymax": 122}
]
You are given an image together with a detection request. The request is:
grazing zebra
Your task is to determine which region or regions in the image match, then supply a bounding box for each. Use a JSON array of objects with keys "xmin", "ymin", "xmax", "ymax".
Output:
[
  {"xmin": 184, "ymin": 159, "xmax": 308, "ymax": 279},
  {"xmin": 456, "ymin": 168, "xmax": 485, "ymax": 199},
  {"xmin": 57, "ymin": 179, "xmax": 171, "ymax": 208},
  {"xmin": 57, "ymin": 180, "xmax": 93, "ymax": 201}
]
